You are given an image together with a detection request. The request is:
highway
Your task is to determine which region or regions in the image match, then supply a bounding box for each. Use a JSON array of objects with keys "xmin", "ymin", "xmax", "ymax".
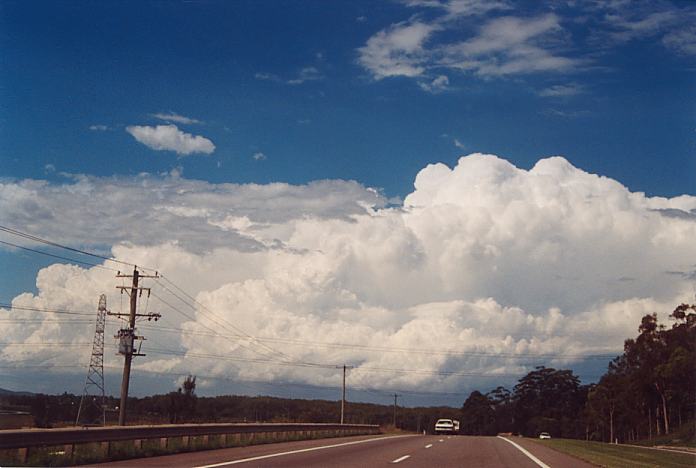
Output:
[{"xmin": 96, "ymin": 434, "xmax": 593, "ymax": 467}]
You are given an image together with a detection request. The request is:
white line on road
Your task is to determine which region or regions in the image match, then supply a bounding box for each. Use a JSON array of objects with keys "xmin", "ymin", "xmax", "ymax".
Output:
[
  {"xmin": 392, "ymin": 455, "xmax": 411, "ymax": 463},
  {"xmin": 425, "ymin": 444, "xmax": 433, "ymax": 449},
  {"xmin": 497, "ymin": 436, "xmax": 550, "ymax": 468},
  {"xmin": 194, "ymin": 435, "xmax": 413, "ymax": 468},
  {"xmin": 438, "ymin": 439, "xmax": 444, "ymax": 442}
]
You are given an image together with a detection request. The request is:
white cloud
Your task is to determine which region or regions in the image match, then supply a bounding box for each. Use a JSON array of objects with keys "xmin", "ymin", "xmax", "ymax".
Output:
[
  {"xmin": 357, "ymin": 21, "xmax": 440, "ymax": 79},
  {"xmin": 255, "ymin": 67, "xmax": 324, "ymax": 85},
  {"xmin": 403, "ymin": 0, "xmax": 510, "ymax": 18},
  {"xmin": 89, "ymin": 125, "xmax": 110, "ymax": 131},
  {"xmin": 538, "ymin": 83, "xmax": 585, "ymax": 97},
  {"xmin": 2, "ymin": 154, "xmax": 696, "ymax": 393},
  {"xmin": 358, "ymin": 13, "xmax": 580, "ymax": 81},
  {"xmin": 287, "ymin": 66, "xmax": 324, "ymax": 85},
  {"xmin": 439, "ymin": 14, "xmax": 579, "ymax": 77},
  {"xmin": 605, "ymin": 10, "xmax": 679, "ymax": 42},
  {"xmin": 151, "ymin": 112, "xmax": 201, "ymax": 125},
  {"xmin": 591, "ymin": 2, "xmax": 696, "ymax": 56},
  {"xmin": 418, "ymin": 75, "xmax": 450, "ymax": 93},
  {"xmin": 453, "ymin": 138, "xmax": 465, "ymax": 149},
  {"xmin": 126, "ymin": 124, "xmax": 215, "ymax": 156},
  {"xmin": 254, "ymin": 72, "xmax": 280, "ymax": 82},
  {"xmin": 663, "ymin": 26, "xmax": 696, "ymax": 55},
  {"xmin": 253, "ymin": 152, "xmax": 267, "ymax": 161},
  {"xmin": 542, "ymin": 108, "xmax": 590, "ymax": 118}
]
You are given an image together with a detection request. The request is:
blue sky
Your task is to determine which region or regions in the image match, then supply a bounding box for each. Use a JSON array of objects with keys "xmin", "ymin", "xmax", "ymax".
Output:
[
  {"xmin": 2, "ymin": 0, "xmax": 694, "ymax": 198},
  {"xmin": 1, "ymin": 0, "xmax": 696, "ymax": 402}
]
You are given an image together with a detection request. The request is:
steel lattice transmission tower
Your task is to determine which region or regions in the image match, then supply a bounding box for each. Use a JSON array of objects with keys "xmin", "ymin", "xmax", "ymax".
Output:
[{"xmin": 76, "ymin": 294, "xmax": 108, "ymax": 426}]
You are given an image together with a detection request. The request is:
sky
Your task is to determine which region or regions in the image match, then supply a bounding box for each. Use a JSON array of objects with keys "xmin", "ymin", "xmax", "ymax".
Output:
[{"xmin": 0, "ymin": 0, "xmax": 695, "ymax": 407}]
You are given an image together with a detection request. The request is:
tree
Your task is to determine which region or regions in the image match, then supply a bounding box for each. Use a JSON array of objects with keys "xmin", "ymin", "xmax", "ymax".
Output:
[
  {"xmin": 460, "ymin": 391, "xmax": 496, "ymax": 435},
  {"xmin": 513, "ymin": 367, "xmax": 584, "ymax": 438},
  {"xmin": 588, "ymin": 372, "xmax": 624, "ymax": 443},
  {"xmin": 486, "ymin": 386, "xmax": 513, "ymax": 433},
  {"xmin": 167, "ymin": 375, "xmax": 197, "ymax": 423},
  {"xmin": 182, "ymin": 375, "xmax": 197, "ymax": 421}
]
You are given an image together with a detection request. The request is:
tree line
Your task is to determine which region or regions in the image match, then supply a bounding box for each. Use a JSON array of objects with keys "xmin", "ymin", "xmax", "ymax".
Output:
[{"xmin": 459, "ymin": 303, "xmax": 695, "ymax": 443}]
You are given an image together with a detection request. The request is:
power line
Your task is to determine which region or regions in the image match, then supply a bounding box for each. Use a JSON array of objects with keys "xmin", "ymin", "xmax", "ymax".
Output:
[
  {"xmin": 0, "ymin": 239, "xmax": 118, "ymax": 271},
  {"xmin": 112, "ymin": 365, "xmax": 472, "ymax": 398},
  {"xmin": 135, "ymin": 322, "xmax": 618, "ymax": 361},
  {"xmin": 154, "ymin": 279, "xmax": 325, "ymax": 367},
  {"xmin": 0, "ymin": 364, "xmax": 88, "ymax": 369},
  {"xmin": 0, "ymin": 297, "xmax": 620, "ymax": 362},
  {"xmin": 0, "ymin": 303, "xmax": 97, "ymax": 316},
  {"xmin": 157, "ymin": 277, "xmax": 299, "ymax": 362},
  {"xmin": 149, "ymin": 288, "xmax": 292, "ymax": 364},
  {"xmin": 0, "ymin": 225, "xmax": 150, "ymax": 271},
  {"xmin": 0, "ymin": 319, "xmax": 94, "ymax": 324}
]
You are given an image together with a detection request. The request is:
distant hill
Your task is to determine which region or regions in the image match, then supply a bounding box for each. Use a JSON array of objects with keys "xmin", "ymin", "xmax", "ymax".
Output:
[{"xmin": 0, "ymin": 387, "xmax": 34, "ymax": 397}]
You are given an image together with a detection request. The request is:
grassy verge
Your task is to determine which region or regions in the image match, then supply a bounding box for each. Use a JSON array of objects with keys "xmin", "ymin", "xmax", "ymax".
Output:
[
  {"xmin": 631, "ymin": 422, "xmax": 696, "ymax": 449},
  {"xmin": 534, "ymin": 438, "xmax": 696, "ymax": 468}
]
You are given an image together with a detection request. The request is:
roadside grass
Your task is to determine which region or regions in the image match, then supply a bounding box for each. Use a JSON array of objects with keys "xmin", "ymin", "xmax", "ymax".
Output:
[
  {"xmin": 631, "ymin": 422, "xmax": 696, "ymax": 449},
  {"xmin": 535, "ymin": 438, "xmax": 696, "ymax": 468}
]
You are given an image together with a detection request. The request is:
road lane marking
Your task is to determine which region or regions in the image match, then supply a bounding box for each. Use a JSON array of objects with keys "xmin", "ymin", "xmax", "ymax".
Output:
[
  {"xmin": 392, "ymin": 455, "xmax": 410, "ymax": 463},
  {"xmin": 425, "ymin": 444, "xmax": 433, "ymax": 448},
  {"xmin": 438, "ymin": 439, "xmax": 444, "ymax": 442},
  {"xmin": 194, "ymin": 435, "xmax": 414, "ymax": 467},
  {"xmin": 497, "ymin": 436, "xmax": 550, "ymax": 468}
]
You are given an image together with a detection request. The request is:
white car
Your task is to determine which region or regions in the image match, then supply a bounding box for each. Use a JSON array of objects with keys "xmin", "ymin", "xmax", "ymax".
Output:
[
  {"xmin": 539, "ymin": 432, "xmax": 551, "ymax": 439},
  {"xmin": 435, "ymin": 419, "xmax": 456, "ymax": 434}
]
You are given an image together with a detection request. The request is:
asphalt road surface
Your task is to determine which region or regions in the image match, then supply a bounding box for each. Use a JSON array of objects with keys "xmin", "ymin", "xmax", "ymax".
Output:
[{"xmin": 96, "ymin": 434, "xmax": 594, "ymax": 467}]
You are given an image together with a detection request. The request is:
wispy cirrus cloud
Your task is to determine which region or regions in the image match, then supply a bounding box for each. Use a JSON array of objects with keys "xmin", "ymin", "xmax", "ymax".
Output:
[
  {"xmin": 402, "ymin": 0, "xmax": 510, "ymax": 19},
  {"xmin": 359, "ymin": 0, "xmax": 696, "ymax": 91},
  {"xmin": 126, "ymin": 124, "xmax": 215, "ymax": 156},
  {"xmin": 151, "ymin": 112, "xmax": 202, "ymax": 125},
  {"xmin": 287, "ymin": 66, "xmax": 324, "ymax": 85},
  {"xmin": 438, "ymin": 14, "xmax": 579, "ymax": 77},
  {"xmin": 358, "ymin": 7, "xmax": 581, "ymax": 84},
  {"xmin": 88, "ymin": 124, "xmax": 111, "ymax": 131},
  {"xmin": 358, "ymin": 21, "xmax": 440, "ymax": 79},
  {"xmin": 418, "ymin": 75, "xmax": 450, "ymax": 93},
  {"xmin": 255, "ymin": 66, "xmax": 325, "ymax": 85},
  {"xmin": 538, "ymin": 83, "xmax": 585, "ymax": 97},
  {"xmin": 662, "ymin": 26, "xmax": 696, "ymax": 55},
  {"xmin": 589, "ymin": 1, "xmax": 696, "ymax": 56}
]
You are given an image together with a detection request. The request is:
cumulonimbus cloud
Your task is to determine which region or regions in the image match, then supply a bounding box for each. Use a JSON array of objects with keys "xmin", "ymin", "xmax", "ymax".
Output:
[
  {"xmin": 1, "ymin": 154, "xmax": 695, "ymax": 394},
  {"xmin": 126, "ymin": 124, "xmax": 215, "ymax": 155}
]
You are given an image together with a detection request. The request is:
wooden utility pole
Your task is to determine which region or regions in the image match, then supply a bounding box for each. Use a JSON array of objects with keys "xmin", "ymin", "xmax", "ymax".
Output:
[
  {"xmin": 393, "ymin": 393, "xmax": 400, "ymax": 428},
  {"xmin": 338, "ymin": 364, "xmax": 354, "ymax": 424},
  {"xmin": 109, "ymin": 268, "xmax": 160, "ymax": 426}
]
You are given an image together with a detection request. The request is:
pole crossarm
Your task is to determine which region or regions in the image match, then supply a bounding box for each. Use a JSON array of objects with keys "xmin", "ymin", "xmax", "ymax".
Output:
[{"xmin": 108, "ymin": 311, "xmax": 161, "ymax": 320}]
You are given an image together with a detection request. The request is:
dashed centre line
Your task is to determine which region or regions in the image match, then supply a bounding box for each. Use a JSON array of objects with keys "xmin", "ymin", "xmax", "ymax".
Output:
[
  {"xmin": 392, "ymin": 455, "xmax": 411, "ymax": 463},
  {"xmin": 438, "ymin": 439, "xmax": 444, "ymax": 442},
  {"xmin": 194, "ymin": 435, "xmax": 413, "ymax": 467},
  {"xmin": 425, "ymin": 444, "xmax": 433, "ymax": 449}
]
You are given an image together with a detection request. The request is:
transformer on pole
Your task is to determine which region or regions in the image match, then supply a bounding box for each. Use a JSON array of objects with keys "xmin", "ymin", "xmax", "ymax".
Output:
[
  {"xmin": 76, "ymin": 295, "xmax": 108, "ymax": 426},
  {"xmin": 109, "ymin": 268, "xmax": 160, "ymax": 426}
]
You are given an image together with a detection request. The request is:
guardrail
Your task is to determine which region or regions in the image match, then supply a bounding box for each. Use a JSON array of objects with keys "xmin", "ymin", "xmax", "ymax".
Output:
[{"xmin": 0, "ymin": 422, "xmax": 381, "ymax": 465}]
